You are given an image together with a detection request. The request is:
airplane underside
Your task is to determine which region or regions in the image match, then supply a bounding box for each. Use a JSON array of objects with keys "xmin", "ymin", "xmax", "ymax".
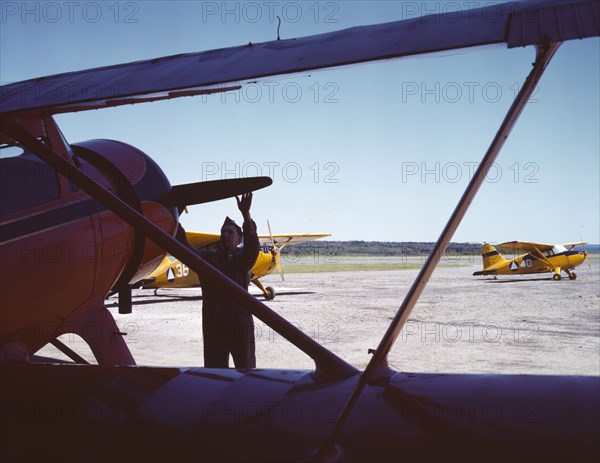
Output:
[{"xmin": 1, "ymin": 363, "xmax": 598, "ymax": 462}]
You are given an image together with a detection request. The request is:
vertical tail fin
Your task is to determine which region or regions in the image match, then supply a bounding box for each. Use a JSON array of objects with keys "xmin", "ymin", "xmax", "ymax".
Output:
[
  {"xmin": 481, "ymin": 243, "xmax": 506, "ymax": 269},
  {"xmin": 473, "ymin": 243, "xmax": 506, "ymax": 276}
]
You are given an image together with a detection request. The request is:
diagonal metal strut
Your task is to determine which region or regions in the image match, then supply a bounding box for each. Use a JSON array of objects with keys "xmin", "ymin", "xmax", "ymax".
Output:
[
  {"xmin": 313, "ymin": 42, "xmax": 562, "ymax": 459},
  {"xmin": 2, "ymin": 122, "xmax": 358, "ymax": 383}
]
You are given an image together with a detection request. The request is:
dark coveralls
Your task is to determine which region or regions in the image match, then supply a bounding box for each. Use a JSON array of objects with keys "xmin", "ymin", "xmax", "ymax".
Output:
[{"xmin": 198, "ymin": 219, "xmax": 259, "ymax": 368}]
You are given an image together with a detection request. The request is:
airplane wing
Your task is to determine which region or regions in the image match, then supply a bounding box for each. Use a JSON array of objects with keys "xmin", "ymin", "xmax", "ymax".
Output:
[
  {"xmin": 563, "ymin": 241, "xmax": 588, "ymax": 249},
  {"xmin": 497, "ymin": 241, "xmax": 589, "ymax": 253},
  {"xmin": 497, "ymin": 241, "xmax": 557, "ymax": 266},
  {"xmin": 186, "ymin": 231, "xmax": 329, "ymax": 249},
  {"xmin": 496, "ymin": 241, "xmax": 555, "ymax": 253},
  {"xmin": 258, "ymin": 233, "xmax": 330, "ymax": 247},
  {"xmin": 185, "ymin": 231, "xmax": 220, "ymax": 249},
  {"xmin": 2, "ymin": 0, "xmax": 598, "ymax": 117}
]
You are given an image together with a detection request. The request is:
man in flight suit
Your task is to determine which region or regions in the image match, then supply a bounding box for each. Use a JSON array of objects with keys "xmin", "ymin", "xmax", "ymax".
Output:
[{"xmin": 198, "ymin": 192, "xmax": 259, "ymax": 368}]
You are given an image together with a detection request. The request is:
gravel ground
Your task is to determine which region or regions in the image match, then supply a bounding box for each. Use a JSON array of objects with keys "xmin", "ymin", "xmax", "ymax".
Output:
[{"xmin": 36, "ymin": 259, "xmax": 600, "ymax": 376}]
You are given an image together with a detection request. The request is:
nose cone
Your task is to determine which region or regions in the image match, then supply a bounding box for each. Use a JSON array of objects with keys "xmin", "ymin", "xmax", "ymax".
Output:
[
  {"xmin": 71, "ymin": 139, "xmax": 177, "ymax": 223},
  {"xmin": 568, "ymin": 251, "xmax": 585, "ymax": 267}
]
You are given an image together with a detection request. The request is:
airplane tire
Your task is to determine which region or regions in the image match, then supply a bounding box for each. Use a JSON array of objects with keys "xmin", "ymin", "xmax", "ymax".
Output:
[
  {"xmin": 265, "ymin": 286, "xmax": 276, "ymax": 301},
  {"xmin": 569, "ymin": 272, "xmax": 577, "ymax": 280},
  {"xmin": 553, "ymin": 274, "xmax": 561, "ymax": 281}
]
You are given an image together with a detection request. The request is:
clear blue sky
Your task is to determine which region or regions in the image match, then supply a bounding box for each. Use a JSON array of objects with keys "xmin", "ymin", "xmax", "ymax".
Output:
[{"xmin": 1, "ymin": 1, "xmax": 599, "ymax": 243}]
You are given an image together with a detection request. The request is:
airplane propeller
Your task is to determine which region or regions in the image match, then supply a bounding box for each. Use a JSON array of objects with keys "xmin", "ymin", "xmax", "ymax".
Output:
[
  {"xmin": 580, "ymin": 238, "xmax": 592, "ymax": 271},
  {"xmin": 267, "ymin": 220, "xmax": 285, "ymax": 282},
  {"xmin": 583, "ymin": 249, "xmax": 592, "ymax": 270},
  {"xmin": 160, "ymin": 177, "xmax": 273, "ymax": 214},
  {"xmin": 116, "ymin": 176, "xmax": 272, "ymax": 314}
]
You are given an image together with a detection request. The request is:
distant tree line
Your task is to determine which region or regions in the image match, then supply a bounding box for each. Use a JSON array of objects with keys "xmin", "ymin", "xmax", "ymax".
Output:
[
  {"xmin": 284, "ymin": 241, "xmax": 483, "ymax": 257},
  {"xmin": 283, "ymin": 241, "xmax": 599, "ymax": 257}
]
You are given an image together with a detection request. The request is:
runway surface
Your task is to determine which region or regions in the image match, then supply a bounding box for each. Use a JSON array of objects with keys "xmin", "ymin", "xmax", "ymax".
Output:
[{"xmin": 37, "ymin": 260, "xmax": 599, "ymax": 375}]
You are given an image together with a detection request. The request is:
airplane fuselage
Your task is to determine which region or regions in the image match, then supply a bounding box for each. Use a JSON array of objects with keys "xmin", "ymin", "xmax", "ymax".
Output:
[
  {"xmin": 0, "ymin": 115, "xmax": 177, "ymax": 362},
  {"xmin": 141, "ymin": 247, "xmax": 277, "ymax": 289},
  {"xmin": 492, "ymin": 251, "xmax": 585, "ymax": 276}
]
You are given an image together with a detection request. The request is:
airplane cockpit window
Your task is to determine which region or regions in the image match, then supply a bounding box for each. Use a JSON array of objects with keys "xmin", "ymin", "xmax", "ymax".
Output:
[
  {"xmin": 0, "ymin": 142, "xmax": 60, "ymax": 215},
  {"xmin": 543, "ymin": 245, "xmax": 567, "ymax": 257},
  {"xmin": 0, "ymin": 144, "xmax": 25, "ymax": 159}
]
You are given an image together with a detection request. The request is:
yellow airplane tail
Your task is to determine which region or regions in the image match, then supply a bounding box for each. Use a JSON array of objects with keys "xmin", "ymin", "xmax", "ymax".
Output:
[
  {"xmin": 481, "ymin": 243, "xmax": 506, "ymax": 268},
  {"xmin": 473, "ymin": 243, "xmax": 506, "ymax": 276}
]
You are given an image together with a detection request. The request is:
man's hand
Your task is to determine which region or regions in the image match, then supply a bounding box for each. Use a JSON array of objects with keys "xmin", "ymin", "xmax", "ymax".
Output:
[{"xmin": 236, "ymin": 192, "xmax": 253, "ymax": 218}]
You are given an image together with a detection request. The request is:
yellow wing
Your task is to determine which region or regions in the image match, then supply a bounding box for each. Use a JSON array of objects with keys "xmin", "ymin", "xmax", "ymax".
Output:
[
  {"xmin": 185, "ymin": 231, "xmax": 329, "ymax": 249},
  {"xmin": 562, "ymin": 241, "xmax": 587, "ymax": 250},
  {"xmin": 185, "ymin": 231, "xmax": 220, "ymax": 249},
  {"xmin": 258, "ymin": 233, "xmax": 330, "ymax": 248},
  {"xmin": 497, "ymin": 241, "xmax": 587, "ymax": 253},
  {"xmin": 496, "ymin": 241, "xmax": 555, "ymax": 253}
]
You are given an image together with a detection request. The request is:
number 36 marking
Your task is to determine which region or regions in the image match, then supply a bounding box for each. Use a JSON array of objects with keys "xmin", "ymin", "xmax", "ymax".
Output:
[{"xmin": 175, "ymin": 263, "xmax": 189, "ymax": 277}]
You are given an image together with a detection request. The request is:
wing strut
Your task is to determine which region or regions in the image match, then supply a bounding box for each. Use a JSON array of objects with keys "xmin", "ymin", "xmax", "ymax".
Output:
[
  {"xmin": 1, "ymin": 121, "xmax": 358, "ymax": 384},
  {"xmin": 529, "ymin": 245, "xmax": 554, "ymax": 266},
  {"xmin": 313, "ymin": 42, "xmax": 562, "ymax": 459}
]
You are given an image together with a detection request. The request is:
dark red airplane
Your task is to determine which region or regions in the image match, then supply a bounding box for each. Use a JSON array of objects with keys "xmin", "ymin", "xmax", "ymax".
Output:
[{"xmin": 1, "ymin": 1, "xmax": 599, "ymax": 461}]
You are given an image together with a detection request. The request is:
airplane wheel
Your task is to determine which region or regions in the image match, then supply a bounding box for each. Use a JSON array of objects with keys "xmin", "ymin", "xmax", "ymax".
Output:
[
  {"xmin": 553, "ymin": 274, "xmax": 561, "ymax": 281},
  {"xmin": 569, "ymin": 272, "xmax": 577, "ymax": 280},
  {"xmin": 265, "ymin": 286, "xmax": 276, "ymax": 301}
]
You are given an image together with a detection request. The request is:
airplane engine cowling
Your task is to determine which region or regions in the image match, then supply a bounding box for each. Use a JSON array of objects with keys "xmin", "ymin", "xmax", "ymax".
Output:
[{"xmin": 71, "ymin": 140, "xmax": 178, "ymax": 290}]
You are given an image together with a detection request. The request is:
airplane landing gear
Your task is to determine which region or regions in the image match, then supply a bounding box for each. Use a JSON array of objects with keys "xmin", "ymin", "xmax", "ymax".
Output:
[
  {"xmin": 567, "ymin": 270, "xmax": 577, "ymax": 280},
  {"xmin": 552, "ymin": 266, "xmax": 562, "ymax": 281},
  {"xmin": 265, "ymin": 286, "xmax": 276, "ymax": 301},
  {"xmin": 252, "ymin": 278, "xmax": 276, "ymax": 301}
]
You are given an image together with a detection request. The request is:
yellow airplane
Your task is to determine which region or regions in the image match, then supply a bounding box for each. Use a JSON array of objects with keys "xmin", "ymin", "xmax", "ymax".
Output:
[
  {"xmin": 473, "ymin": 241, "xmax": 591, "ymax": 280},
  {"xmin": 139, "ymin": 226, "xmax": 329, "ymax": 299}
]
